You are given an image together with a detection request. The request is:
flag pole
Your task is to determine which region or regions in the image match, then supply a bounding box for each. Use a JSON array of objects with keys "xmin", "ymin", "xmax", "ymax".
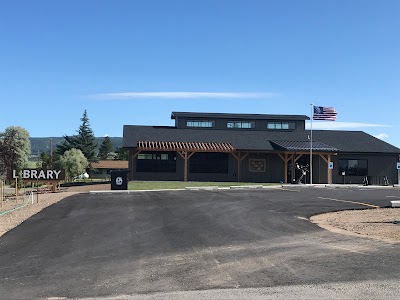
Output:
[{"xmin": 310, "ymin": 104, "xmax": 313, "ymax": 185}]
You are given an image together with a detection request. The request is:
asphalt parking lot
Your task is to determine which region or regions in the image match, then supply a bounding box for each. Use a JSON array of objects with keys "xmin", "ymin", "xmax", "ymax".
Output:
[{"xmin": 0, "ymin": 187, "xmax": 400, "ymax": 299}]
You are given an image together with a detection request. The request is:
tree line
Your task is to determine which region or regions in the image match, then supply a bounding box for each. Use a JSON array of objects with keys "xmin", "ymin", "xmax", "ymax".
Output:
[{"xmin": 0, "ymin": 110, "xmax": 128, "ymax": 182}]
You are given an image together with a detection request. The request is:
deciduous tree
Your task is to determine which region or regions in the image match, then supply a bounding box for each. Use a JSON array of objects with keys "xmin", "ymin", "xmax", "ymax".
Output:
[
  {"xmin": 0, "ymin": 126, "xmax": 31, "ymax": 178},
  {"xmin": 59, "ymin": 148, "xmax": 88, "ymax": 181}
]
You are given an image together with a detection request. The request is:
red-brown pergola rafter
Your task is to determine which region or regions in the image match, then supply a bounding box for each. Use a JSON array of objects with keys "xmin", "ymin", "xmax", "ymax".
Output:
[{"xmin": 137, "ymin": 140, "xmax": 235, "ymax": 153}]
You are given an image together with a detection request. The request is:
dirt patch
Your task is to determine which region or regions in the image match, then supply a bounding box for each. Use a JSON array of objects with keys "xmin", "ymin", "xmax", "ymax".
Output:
[
  {"xmin": 311, "ymin": 208, "xmax": 400, "ymax": 244},
  {"xmin": 0, "ymin": 184, "xmax": 110, "ymax": 237}
]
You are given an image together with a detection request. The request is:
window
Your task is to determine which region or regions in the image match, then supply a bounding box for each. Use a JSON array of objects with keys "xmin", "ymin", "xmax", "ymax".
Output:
[
  {"xmin": 189, "ymin": 153, "xmax": 229, "ymax": 173},
  {"xmin": 227, "ymin": 121, "xmax": 255, "ymax": 129},
  {"xmin": 136, "ymin": 152, "xmax": 176, "ymax": 172},
  {"xmin": 186, "ymin": 120, "xmax": 214, "ymax": 128},
  {"xmin": 267, "ymin": 122, "xmax": 294, "ymax": 130},
  {"xmin": 339, "ymin": 159, "xmax": 368, "ymax": 176}
]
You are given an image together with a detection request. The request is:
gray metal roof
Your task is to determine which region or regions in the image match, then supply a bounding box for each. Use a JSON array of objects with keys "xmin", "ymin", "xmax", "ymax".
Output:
[
  {"xmin": 270, "ymin": 140, "xmax": 338, "ymax": 152},
  {"xmin": 123, "ymin": 125, "xmax": 400, "ymax": 154},
  {"xmin": 171, "ymin": 111, "xmax": 310, "ymax": 121}
]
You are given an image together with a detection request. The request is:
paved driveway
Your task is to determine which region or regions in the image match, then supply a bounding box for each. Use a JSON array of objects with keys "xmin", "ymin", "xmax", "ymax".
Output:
[{"xmin": 0, "ymin": 187, "xmax": 399, "ymax": 299}]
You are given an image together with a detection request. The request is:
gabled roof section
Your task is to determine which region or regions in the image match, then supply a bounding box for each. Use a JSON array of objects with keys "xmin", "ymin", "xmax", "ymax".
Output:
[
  {"xmin": 270, "ymin": 140, "xmax": 338, "ymax": 152},
  {"xmin": 123, "ymin": 125, "xmax": 400, "ymax": 154},
  {"xmin": 311, "ymin": 131, "xmax": 400, "ymax": 154},
  {"xmin": 171, "ymin": 111, "xmax": 310, "ymax": 121}
]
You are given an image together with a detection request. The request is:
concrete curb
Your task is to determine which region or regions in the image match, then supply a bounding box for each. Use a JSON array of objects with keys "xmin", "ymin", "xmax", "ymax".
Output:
[
  {"xmin": 185, "ymin": 186, "xmax": 219, "ymax": 190},
  {"xmin": 281, "ymin": 184, "xmax": 399, "ymax": 189},
  {"xmin": 230, "ymin": 185, "xmax": 264, "ymax": 189},
  {"xmin": 391, "ymin": 201, "xmax": 400, "ymax": 208}
]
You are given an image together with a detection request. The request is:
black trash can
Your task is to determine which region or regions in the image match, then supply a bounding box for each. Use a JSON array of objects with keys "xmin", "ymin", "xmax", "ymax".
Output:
[{"xmin": 110, "ymin": 170, "xmax": 129, "ymax": 190}]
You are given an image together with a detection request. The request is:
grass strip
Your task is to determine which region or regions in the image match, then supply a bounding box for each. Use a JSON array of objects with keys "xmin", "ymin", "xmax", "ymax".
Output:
[{"xmin": 128, "ymin": 181, "xmax": 278, "ymax": 190}]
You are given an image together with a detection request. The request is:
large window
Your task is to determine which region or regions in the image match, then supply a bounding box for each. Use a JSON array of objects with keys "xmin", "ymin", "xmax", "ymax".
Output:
[
  {"xmin": 189, "ymin": 153, "xmax": 229, "ymax": 173},
  {"xmin": 227, "ymin": 121, "xmax": 255, "ymax": 129},
  {"xmin": 136, "ymin": 152, "xmax": 176, "ymax": 172},
  {"xmin": 267, "ymin": 122, "xmax": 295, "ymax": 130},
  {"xmin": 339, "ymin": 159, "xmax": 368, "ymax": 176},
  {"xmin": 186, "ymin": 120, "xmax": 215, "ymax": 128}
]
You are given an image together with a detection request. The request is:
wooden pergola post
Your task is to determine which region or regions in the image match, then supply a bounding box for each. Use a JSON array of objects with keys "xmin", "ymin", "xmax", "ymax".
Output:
[
  {"xmin": 278, "ymin": 153, "xmax": 297, "ymax": 184},
  {"xmin": 177, "ymin": 151, "xmax": 195, "ymax": 181},
  {"xmin": 231, "ymin": 152, "xmax": 249, "ymax": 182},
  {"xmin": 327, "ymin": 154, "xmax": 332, "ymax": 184},
  {"xmin": 319, "ymin": 153, "xmax": 332, "ymax": 184}
]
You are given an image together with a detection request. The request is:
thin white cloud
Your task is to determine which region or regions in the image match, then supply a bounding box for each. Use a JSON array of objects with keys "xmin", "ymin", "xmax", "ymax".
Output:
[
  {"xmin": 374, "ymin": 133, "xmax": 389, "ymax": 140},
  {"xmin": 306, "ymin": 121, "xmax": 390, "ymax": 130},
  {"xmin": 89, "ymin": 92, "xmax": 279, "ymax": 100}
]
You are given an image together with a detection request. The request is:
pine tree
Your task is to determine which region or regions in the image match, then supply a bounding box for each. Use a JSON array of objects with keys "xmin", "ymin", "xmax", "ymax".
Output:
[
  {"xmin": 98, "ymin": 136, "xmax": 113, "ymax": 160},
  {"xmin": 56, "ymin": 110, "xmax": 97, "ymax": 162}
]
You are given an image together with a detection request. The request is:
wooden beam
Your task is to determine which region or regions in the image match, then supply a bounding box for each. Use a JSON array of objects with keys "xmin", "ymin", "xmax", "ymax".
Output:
[
  {"xmin": 132, "ymin": 150, "xmax": 141, "ymax": 160},
  {"xmin": 284, "ymin": 153, "xmax": 288, "ymax": 183},
  {"xmin": 277, "ymin": 153, "xmax": 285, "ymax": 162},
  {"xmin": 177, "ymin": 151, "xmax": 194, "ymax": 182},
  {"xmin": 231, "ymin": 152, "xmax": 249, "ymax": 182},
  {"xmin": 231, "ymin": 152, "xmax": 239, "ymax": 161},
  {"xmin": 319, "ymin": 154, "xmax": 328, "ymax": 163},
  {"xmin": 327, "ymin": 154, "xmax": 332, "ymax": 184},
  {"xmin": 294, "ymin": 154, "xmax": 303, "ymax": 163}
]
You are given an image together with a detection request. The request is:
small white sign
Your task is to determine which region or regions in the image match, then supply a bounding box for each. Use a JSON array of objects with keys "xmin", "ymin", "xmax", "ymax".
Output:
[
  {"xmin": 116, "ymin": 177, "xmax": 123, "ymax": 186},
  {"xmin": 397, "ymin": 162, "xmax": 400, "ymax": 170},
  {"xmin": 328, "ymin": 162, "xmax": 334, "ymax": 170}
]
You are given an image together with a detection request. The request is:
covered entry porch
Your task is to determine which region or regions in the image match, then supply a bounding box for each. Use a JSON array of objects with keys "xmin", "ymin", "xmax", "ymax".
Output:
[{"xmin": 271, "ymin": 140, "xmax": 338, "ymax": 184}]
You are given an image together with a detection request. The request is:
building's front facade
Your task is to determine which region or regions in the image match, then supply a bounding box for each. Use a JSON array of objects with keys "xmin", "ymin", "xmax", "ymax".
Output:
[{"xmin": 123, "ymin": 112, "xmax": 400, "ymax": 185}]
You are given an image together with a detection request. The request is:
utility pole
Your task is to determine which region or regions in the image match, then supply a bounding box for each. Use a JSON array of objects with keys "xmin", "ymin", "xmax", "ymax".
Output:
[{"xmin": 50, "ymin": 138, "xmax": 53, "ymax": 167}]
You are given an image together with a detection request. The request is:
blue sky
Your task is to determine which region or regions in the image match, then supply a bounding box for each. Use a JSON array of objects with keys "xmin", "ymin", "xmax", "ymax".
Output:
[{"xmin": 1, "ymin": 0, "xmax": 399, "ymax": 147}]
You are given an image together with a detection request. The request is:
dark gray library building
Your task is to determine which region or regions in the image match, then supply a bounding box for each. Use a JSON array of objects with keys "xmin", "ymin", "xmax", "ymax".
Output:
[{"xmin": 123, "ymin": 112, "xmax": 400, "ymax": 185}]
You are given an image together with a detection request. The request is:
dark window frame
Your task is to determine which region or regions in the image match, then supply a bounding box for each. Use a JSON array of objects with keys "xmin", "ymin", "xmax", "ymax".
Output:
[
  {"xmin": 338, "ymin": 159, "xmax": 368, "ymax": 176},
  {"xmin": 136, "ymin": 152, "xmax": 177, "ymax": 173},
  {"xmin": 226, "ymin": 120, "xmax": 255, "ymax": 129},
  {"xmin": 267, "ymin": 122, "xmax": 295, "ymax": 130},
  {"xmin": 189, "ymin": 152, "xmax": 229, "ymax": 174},
  {"xmin": 186, "ymin": 120, "xmax": 215, "ymax": 128}
]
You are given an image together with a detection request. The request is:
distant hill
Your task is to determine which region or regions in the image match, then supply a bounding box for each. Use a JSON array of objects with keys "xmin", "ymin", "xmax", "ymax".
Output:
[{"xmin": 30, "ymin": 137, "xmax": 123, "ymax": 156}]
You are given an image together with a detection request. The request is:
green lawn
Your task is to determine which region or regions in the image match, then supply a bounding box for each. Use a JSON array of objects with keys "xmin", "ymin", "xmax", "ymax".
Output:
[{"xmin": 128, "ymin": 181, "xmax": 279, "ymax": 190}]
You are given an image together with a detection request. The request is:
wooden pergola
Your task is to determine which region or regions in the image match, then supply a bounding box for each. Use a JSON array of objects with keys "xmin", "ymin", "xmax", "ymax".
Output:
[{"xmin": 132, "ymin": 140, "xmax": 237, "ymax": 181}]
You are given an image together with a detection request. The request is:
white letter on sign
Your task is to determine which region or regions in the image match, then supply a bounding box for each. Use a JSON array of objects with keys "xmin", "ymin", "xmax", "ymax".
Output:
[
  {"xmin": 31, "ymin": 170, "xmax": 38, "ymax": 179},
  {"xmin": 23, "ymin": 170, "xmax": 31, "ymax": 179},
  {"xmin": 53, "ymin": 170, "xmax": 61, "ymax": 179},
  {"xmin": 38, "ymin": 170, "xmax": 46, "ymax": 179}
]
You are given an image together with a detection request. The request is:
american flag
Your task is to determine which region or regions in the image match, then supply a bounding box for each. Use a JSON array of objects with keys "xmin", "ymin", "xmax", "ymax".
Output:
[{"xmin": 313, "ymin": 106, "xmax": 337, "ymax": 121}]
